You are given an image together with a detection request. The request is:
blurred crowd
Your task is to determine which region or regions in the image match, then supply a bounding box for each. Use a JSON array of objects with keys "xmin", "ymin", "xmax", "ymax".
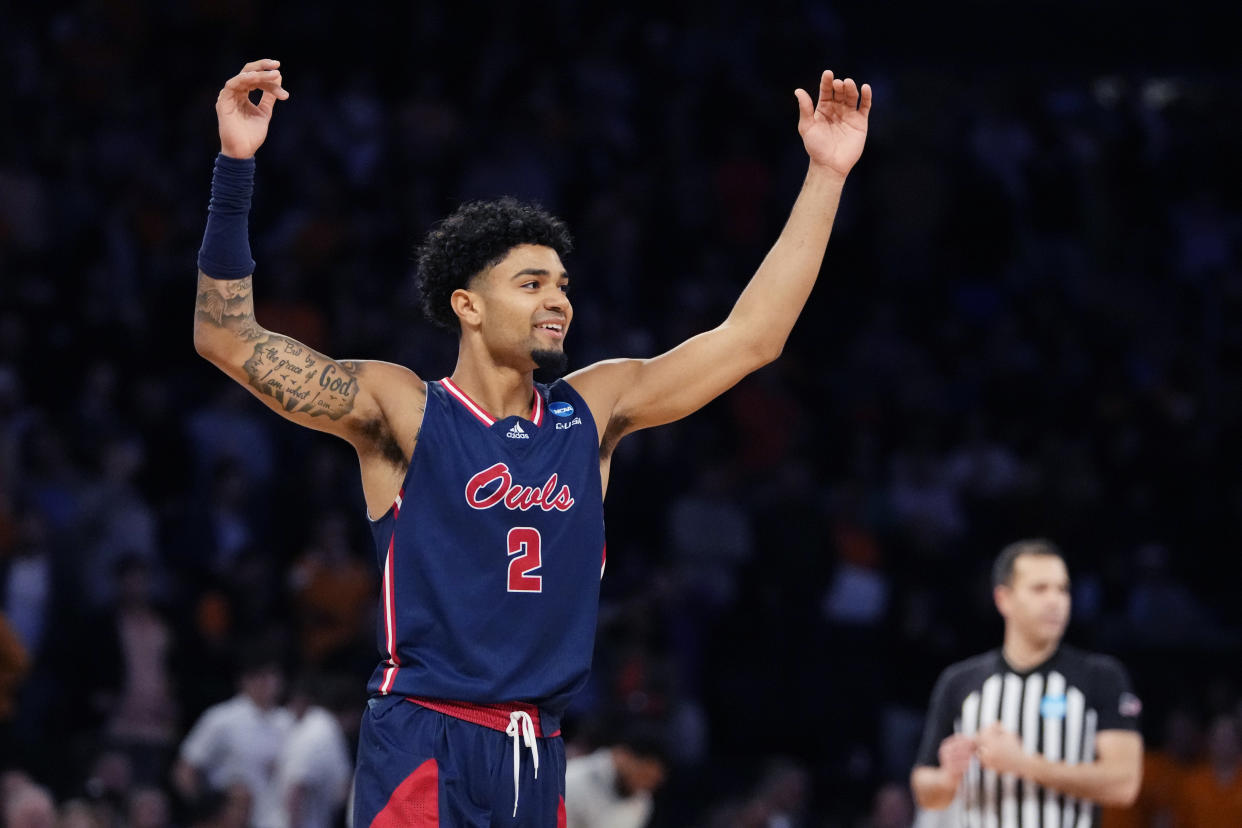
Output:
[{"xmin": 2, "ymin": 1, "xmax": 1242, "ymax": 826}]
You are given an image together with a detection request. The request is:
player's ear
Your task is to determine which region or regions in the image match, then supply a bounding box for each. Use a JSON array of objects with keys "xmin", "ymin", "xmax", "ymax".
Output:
[{"xmin": 451, "ymin": 288, "xmax": 483, "ymax": 329}]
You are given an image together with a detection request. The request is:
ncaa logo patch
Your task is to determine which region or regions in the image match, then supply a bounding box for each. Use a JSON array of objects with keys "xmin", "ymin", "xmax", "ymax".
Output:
[
  {"xmin": 1119, "ymin": 692, "xmax": 1142, "ymax": 717},
  {"xmin": 1040, "ymin": 694, "xmax": 1068, "ymax": 719},
  {"xmin": 549, "ymin": 401, "xmax": 575, "ymax": 418}
]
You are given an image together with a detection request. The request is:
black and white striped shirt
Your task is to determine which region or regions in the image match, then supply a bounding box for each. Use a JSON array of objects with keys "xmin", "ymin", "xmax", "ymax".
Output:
[{"xmin": 915, "ymin": 645, "xmax": 1140, "ymax": 828}]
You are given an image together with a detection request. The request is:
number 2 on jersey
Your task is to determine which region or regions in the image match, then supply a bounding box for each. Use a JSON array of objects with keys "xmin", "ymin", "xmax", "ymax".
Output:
[{"xmin": 507, "ymin": 527, "xmax": 543, "ymax": 592}]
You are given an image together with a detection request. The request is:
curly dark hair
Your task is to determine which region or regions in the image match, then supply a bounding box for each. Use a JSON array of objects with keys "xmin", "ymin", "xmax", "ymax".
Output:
[{"xmin": 415, "ymin": 197, "xmax": 573, "ymax": 332}]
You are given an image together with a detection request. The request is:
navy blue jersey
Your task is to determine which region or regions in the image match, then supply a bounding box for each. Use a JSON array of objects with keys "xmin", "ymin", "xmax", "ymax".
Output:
[{"xmin": 366, "ymin": 377, "xmax": 605, "ymax": 734}]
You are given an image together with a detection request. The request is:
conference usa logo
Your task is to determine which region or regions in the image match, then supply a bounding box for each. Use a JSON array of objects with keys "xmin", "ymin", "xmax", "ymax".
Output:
[
  {"xmin": 464, "ymin": 463, "xmax": 575, "ymax": 511},
  {"xmin": 549, "ymin": 401, "xmax": 582, "ymax": 430}
]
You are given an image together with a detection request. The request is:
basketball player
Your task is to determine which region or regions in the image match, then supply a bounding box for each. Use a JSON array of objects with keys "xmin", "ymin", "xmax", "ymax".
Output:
[
  {"xmin": 910, "ymin": 540, "xmax": 1143, "ymax": 827},
  {"xmin": 193, "ymin": 58, "xmax": 871, "ymax": 827}
]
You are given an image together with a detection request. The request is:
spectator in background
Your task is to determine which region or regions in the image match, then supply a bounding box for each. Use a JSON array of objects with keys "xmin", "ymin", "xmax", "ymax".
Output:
[
  {"xmin": 820, "ymin": 486, "xmax": 890, "ymax": 629},
  {"xmin": 860, "ymin": 782, "xmax": 915, "ymax": 828},
  {"xmin": 58, "ymin": 798, "xmax": 104, "ymax": 828},
  {"xmin": 273, "ymin": 673, "xmax": 356, "ymax": 828},
  {"xmin": 1124, "ymin": 543, "xmax": 1223, "ymax": 650},
  {"xmin": 3, "ymin": 510, "xmax": 51, "ymax": 675},
  {"xmin": 173, "ymin": 644, "xmax": 292, "ymax": 828},
  {"xmin": 19, "ymin": 421, "xmax": 84, "ymax": 534},
  {"xmin": 178, "ymin": 587, "xmax": 241, "ymax": 727},
  {"xmin": 101, "ymin": 556, "xmax": 179, "ymax": 786},
  {"xmin": 5, "ymin": 507, "xmax": 57, "ymax": 769},
  {"xmin": 1171, "ymin": 713, "xmax": 1242, "ymax": 827},
  {"xmin": 668, "ymin": 462, "xmax": 755, "ymax": 612},
  {"xmin": 181, "ymin": 459, "xmax": 261, "ymax": 585},
  {"xmin": 185, "ymin": 385, "xmax": 276, "ymax": 491},
  {"xmin": 888, "ymin": 438, "xmax": 965, "ymax": 554},
  {"xmin": 185, "ymin": 783, "xmax": 253, "ymax": 828},
  {"xmin": 287, "ymin": 511, "xmax": 374, "ymax": 670},
  {"xmin": 0, "ymin": 367, "xmax": 32, "ymax": 542},
  {"xmin": 750, "ymin": 758, "xmax": 811, "ymax": 828},
  {"xmin": 665, "ymin": 462, "xmax": 755, "ymax": 703},
  {"xmin": 3, "ymin": 779, "xmax": 56, "ymax": 828},
  {"xmin": 127, "ymin": 787, "xmax": 173, "ymax": 828},
  {"xmin": 80, "ymin": 749, "xmax": 133, "ymax": 827},
  {"xmin": 0, "ymin": 611, "xmax": 28, "ymax": 761},
  {"xmin": 564, "ymin": 721, "xmax": 669, "ymax": 828},
  {"xmin": 76, "ymin": 435, "xmax": 160, "ymax": 611}
]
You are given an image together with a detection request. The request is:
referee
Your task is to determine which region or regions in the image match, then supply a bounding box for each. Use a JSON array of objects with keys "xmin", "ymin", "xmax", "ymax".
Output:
[{"xmin": 910, "ymin": 540, "xmax": 1143, "ymax": 827}]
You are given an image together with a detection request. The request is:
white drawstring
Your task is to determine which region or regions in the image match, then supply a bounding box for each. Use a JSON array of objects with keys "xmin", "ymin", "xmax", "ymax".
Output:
[{"xmin": 505, "ymin": 710, "xmax": 540, "ymax": 817}]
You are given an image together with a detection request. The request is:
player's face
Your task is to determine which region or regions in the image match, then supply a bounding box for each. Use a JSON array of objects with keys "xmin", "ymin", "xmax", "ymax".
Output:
[
  {"xmin": 998, "ymin": 554, "xmax": 1071, "ymax": 646},
  {"xmin": 473, "ymin": 244, "xmax": 572, "ymax": 368}
]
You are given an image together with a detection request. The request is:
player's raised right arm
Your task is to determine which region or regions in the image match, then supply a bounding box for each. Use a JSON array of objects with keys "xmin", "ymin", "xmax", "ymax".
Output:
[
  {"xmin": 194, "ymin": 59, "xmax": 398, "ymax": 440},
  {"xmin": 194, "ymin": 61, "xmax": 422, "ymax": 517}
]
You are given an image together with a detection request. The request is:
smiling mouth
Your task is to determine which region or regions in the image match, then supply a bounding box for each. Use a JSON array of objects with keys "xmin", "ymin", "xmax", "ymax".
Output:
[{"xmin": 534, "ymin": 322, "xmax": 565, "ymax": 339}]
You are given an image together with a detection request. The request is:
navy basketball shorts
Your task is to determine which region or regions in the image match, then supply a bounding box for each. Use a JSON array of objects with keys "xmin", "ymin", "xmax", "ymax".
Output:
[{"xmin": 354, "ymin": 696, "xmax": 567, "ymax": 828}]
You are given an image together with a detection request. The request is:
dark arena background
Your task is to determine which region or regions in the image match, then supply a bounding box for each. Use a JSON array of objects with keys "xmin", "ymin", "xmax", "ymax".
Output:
[{"xmin": 1, "ymin": 1, "xmax": 1240, "ymax": 825}]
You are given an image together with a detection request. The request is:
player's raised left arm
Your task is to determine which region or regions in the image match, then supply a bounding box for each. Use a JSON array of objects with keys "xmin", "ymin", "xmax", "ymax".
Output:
[{"xmin": 569, "ymin": 71, "xmax": 871, "ymax": 438}]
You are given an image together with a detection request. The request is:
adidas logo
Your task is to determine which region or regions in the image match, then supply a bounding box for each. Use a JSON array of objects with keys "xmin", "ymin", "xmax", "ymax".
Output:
[{"xmin": 506, "ymin": 422, "xmax": 530, "ymax": 440}]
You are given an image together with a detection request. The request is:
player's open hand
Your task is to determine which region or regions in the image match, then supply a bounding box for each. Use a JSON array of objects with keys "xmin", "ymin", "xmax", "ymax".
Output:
[
  {"xmin": 794, "ymin": 70, "xmax": 871, "ymax": 178},
  {"xmin": 216, "ymin": 59, "xmax": 290, "ymax": 160}
]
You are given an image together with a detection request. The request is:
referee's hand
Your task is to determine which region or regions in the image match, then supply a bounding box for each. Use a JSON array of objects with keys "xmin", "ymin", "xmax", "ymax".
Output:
[
  {"xmin": 938, "ymin": 733, "xmax": 976, "ymax": 778},
  {"xmin": 976, "ymin": 722, "xmax": 1027, "ymax": 776},
  {"xmin": 216, "ymin": 58, "xmax": 290, "ymax": 159}
]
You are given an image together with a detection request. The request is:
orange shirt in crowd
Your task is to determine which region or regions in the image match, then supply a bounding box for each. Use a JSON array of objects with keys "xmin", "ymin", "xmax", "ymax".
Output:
[
  {"xmin": 1100, "ymin": 750, "xmax": 1188, "ymax": 828},
  {"xmin": 1171, "ymin": 763, "xmax": 1242, "ymax": 828}
]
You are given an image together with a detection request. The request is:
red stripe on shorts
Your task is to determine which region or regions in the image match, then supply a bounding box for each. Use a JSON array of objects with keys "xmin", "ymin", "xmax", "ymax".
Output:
[{"xmin": 369, "ymin": 757, "xmax": 438, "ymax": 828}]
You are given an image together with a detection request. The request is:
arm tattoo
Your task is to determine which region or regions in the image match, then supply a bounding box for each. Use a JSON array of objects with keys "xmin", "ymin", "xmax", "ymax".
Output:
[
  {"xmin": 195, "ymin": 276, "xmax": 264, "ymax": 341},
  {"xmin": 243, "ymin": 337, "xmax": 360, "ymax": 420}
]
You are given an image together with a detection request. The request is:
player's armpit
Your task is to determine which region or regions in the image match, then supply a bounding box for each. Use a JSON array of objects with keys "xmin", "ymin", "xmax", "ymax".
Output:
[{"xmin": 564, "ymin": 359, "xmax": 640, "ymax": 454}]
